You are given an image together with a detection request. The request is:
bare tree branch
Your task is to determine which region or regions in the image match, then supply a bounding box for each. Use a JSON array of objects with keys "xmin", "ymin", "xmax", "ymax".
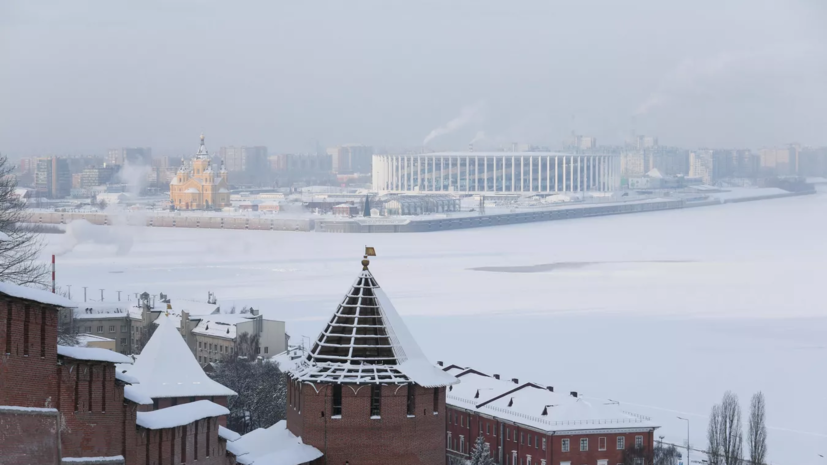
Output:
[{"xmin": 0, "ymin": 154, "xmax": 48, "ymax": 286}]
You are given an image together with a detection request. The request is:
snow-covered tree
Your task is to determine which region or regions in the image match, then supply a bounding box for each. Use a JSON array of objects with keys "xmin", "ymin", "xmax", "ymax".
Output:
[
  {"xmin": 210, "ymin": 355, "xmax": 286, "ymax": 434},
  {"xmin": 467, "ymin": 434, "xmax": 495, "ymax": 465},
  {"xmin": 0, "ymin": 154, "xmax": 47, "ymax": 285}
]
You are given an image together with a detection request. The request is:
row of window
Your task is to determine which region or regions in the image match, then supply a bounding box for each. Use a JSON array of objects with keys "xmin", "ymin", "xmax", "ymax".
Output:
[
  {"xmin": 196, "ymin": 341, "xmax": 270, "ymax": 355},
  {"xmin": 86, "ymin": 325, "xmax": 128, "ymax": 334},
  {"xmin": 289, "ymin": 382, "xmax": 440, "ymax": 418},
  {"xmin": 560, "ymin": 436, "xmax": 642, "ymax": 452}
]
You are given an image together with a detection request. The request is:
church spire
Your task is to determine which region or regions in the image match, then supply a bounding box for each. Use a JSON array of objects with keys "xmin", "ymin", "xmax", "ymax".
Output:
[{"xmin": 196, "ymin": 133, "xmax": 209, "ymax": 158}]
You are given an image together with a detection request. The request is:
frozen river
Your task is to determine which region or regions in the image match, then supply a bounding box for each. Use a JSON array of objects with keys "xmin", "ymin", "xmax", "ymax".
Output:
[{"xmin": 43, "ymin": 190, "xmax": 827, "ymax": 465}]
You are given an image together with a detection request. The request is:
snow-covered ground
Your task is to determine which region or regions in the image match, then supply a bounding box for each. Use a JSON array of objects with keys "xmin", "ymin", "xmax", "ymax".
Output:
[{"xmin": 42, "ymin": 189, "xmax": 827, "ymax": 465}]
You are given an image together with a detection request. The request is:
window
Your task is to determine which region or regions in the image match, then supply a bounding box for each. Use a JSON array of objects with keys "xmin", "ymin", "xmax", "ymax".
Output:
[
  {"xmin": 264, "ymin": 346, "xmax": 268, "ymax": 354},
  {"xmin": 512, "ymin": 451, "xmax": 517, "ymax": 465},
  {"xmin": 370, "ymin": 384, "xmax": 381, "ymax": 417},
  {"xmin": 121, "ymin": 325, "xmax": 127, "ymax": 333},
  {"xmin": 486, "ymin": 423, "xmax": 490, "ymax": 435},
  {"xmin": 535, "ymin": 435, "xmax": 538, "ymax": 448},
  {"xmin": 617, "ymin": 437, "xmax": 625, "ymax": 450},
  {"xmin": 634, "ymin": 460, "xmax": 643, "ymax": 465},
  {"xmin": 635, "ymin": 435, "xmax": 643, "ymax": 448},
  {"xmin": 220, "ymin": 345, "xmax": 223, "ymax": 353},
  {"xmin": 153, "ymin": 399, "xmax": 159, "ymax": 410},
  {"xmin": 406, "ymin": 384, "xmax": 415, "ymax": 416},
  {"xmin": 86, "ymin": 326, "xmax": 91, "ymax": 333},
  {"xmin": 513, "ymin": 430, "xmax": 517, "ymax": 442},
  {"xmin": 561, "ymin": 438, "xmax": 570, "ymax": 452},
  {"xmin": 528, "ymin": 434, "xmax": 531, "ymax": 446},
  {"xmin": 109, "ymin": 325, "xmax": 115, "ymax": 333},
  {"xmin": 527, "ymin": 456, "xmax": 531, "ymax": 465},
  {"xmin": 461, "ymin": 415, "xmax": 464, "ymax": 427},
  {"xmin": 447, "ymin": 432, "xmax": 452, "ymax": 450},
  {"xmin": 580, "ymin": 438, "xmax": 588, "ymax": 451},
  {"xmin": 199, "ymin": 342, "xmax": 202, "ymax": 348},
  {"xmin": 599, "ymin": 437, "xmax": 607, "ymax": 451},
  {"xmin": 460, "ymin": 436, "xmax": 465, "ymax": 454},
  {"xmin": 96, "ymin": 326, "xmax": 103, "ymax": 333},
  {"xmin": 542, "ymin": 438, "xmax": 546, "ymax": 451},
  {"xmin": 40, "ymin": 308, "xmax": 46, "ymax": 357},
  {"xmin": 332, "ymin": 384, "xmax": 342, "ymax": 416},
  {"xmin": 540, "ymin": 461, "xmax": 546, "ymax": 465},
  {"xmin": 120, "ymin": 338, "xmax": 126, "ymax": 346},
  {"xmin": 172, "ymin": 398, "xmax": 178, "ymax": 406}
]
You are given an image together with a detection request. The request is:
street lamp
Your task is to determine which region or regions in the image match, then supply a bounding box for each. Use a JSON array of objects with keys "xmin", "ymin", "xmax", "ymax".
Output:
[{"xmin": 678, "ymin": 417, "xmax": 690, "ymax": 465}]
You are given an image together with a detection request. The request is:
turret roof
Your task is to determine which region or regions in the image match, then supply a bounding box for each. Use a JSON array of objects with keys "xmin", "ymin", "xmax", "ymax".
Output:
[
  {"xmin": 124, "ymin": 313, "xmax": 236, "ymax": 399},
  {"xmin": 276, "ymin": 261, "xmax": 457, "ymax": 388}
]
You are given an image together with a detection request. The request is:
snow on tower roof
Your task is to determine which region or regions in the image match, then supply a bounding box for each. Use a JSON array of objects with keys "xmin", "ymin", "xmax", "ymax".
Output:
[
  {"xmin": 276, "ymin": 260, "xmax": 457, "ymax": 388},
  {"xmin": 0, "ymin": 282, "xmax": 76, "ymax": 308},
  {"xmin": 136, "ymin": 400, "xmax": 229, "ymax": 430},
  {"xmin": 124, "ymin": 313, "xmax": 236, "ymax": 399}
]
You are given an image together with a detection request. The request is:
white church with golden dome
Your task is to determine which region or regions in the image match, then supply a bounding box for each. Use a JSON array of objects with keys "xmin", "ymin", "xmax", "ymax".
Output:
[{"xmin": 169, "ymin": 134, "xmax": 231, "ymax": 210}]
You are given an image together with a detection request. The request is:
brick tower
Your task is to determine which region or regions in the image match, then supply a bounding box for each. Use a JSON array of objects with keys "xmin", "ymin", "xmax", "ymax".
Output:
[{"xmin": 276, "ymin": 256, "xmax": 458, "ymax": 464}]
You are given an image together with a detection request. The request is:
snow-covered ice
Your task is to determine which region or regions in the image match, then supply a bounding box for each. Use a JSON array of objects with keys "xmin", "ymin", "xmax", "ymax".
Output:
[{"xmin": 43, "ymin": 189, "xmax": 827, "ymax": 465}]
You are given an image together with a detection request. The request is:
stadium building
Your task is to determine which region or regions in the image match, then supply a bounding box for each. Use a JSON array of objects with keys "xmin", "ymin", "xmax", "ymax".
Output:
[{"xmin": 373, "ymin": 152, "xmax": 620, "ymax": 193}]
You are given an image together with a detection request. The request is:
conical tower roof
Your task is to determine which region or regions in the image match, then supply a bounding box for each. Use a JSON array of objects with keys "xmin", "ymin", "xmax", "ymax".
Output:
[
  {"xmin": 287, "ymin": 260, "xmax": 457, "ymax": 387},
  {"xmin": 126, "ymin": 313, "xmax": 236, "ymax": 399}
]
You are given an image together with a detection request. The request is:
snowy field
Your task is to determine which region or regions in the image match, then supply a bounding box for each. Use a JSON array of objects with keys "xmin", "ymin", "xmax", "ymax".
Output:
[{"xmin": 42, "ymin": 189, "xmax": 827, "ymax": 465}]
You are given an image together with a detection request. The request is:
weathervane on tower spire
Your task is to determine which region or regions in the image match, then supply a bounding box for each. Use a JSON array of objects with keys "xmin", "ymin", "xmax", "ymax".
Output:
[{"xmin": 362, "ymin": 246, "xmax": 376, "ymax": 270}]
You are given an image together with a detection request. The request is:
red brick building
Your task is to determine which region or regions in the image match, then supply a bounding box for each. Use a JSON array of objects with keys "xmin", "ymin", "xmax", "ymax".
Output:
[
  {"xmin": 274, "ymin": 257, "xmax": 459, "ymax": 465},
  {"xmin": 0, "ymin": 282, "xmax": 237, "ymax": 465},
  {"xmin": 442, "ymin": 365, "xmax": 658, "ymax": 465}
]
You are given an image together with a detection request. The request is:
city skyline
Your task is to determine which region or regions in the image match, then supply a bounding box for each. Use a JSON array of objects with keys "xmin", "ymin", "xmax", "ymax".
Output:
[{"xmin": 2, "ymin": 1, "xmax": 826, "ymax": 155}]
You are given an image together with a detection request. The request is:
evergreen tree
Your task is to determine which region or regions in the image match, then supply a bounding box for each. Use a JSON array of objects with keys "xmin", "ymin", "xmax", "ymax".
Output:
[{"xmin": 468, "ymin": 434, "xmax": 495, "ymax": 465}]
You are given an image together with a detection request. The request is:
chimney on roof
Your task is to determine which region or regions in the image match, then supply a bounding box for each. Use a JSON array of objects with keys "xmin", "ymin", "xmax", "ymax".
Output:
[
  {"xmin": 570, "ymin": 391, "xmax": 578, "ymax": 398},
  {"xmin": 547, "ymin": 386, "xmax": 554, "ymax": 392},
  {"xmin": 512, "ymin": 378, "xmax": 519, "ymax": 384},
  {"xmin": 493, "ymin": 374, "xmax": 500, "ymax": 380},
  {"xmin": 437, "ymin": 361, "xmax": 443, "ymax": 366}
]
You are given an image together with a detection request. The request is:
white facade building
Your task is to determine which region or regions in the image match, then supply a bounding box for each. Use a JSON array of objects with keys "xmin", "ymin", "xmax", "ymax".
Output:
[{"xmin": 372, "ymin": 152, "xmax": 620, "ymax": 193}]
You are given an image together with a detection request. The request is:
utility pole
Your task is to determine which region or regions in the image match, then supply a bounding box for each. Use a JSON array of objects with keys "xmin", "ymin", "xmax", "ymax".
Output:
[
  {"xmin": 66, "ymin": 285, "xmax": 72, "ymax": 300},
  {"xmin": 83, "ymin": 287, "xmax": 88, "ymax": 303},
  {"xmin": 117, "ymin": 291, "xmax": 122, "ymax": 302},
  {"xmin": 99, "ymin": 289, "xmax": 104, "ymax": 301},
  {"xmin": 678, "ymin": 417, "xmax": 690, "ymax": 465}
]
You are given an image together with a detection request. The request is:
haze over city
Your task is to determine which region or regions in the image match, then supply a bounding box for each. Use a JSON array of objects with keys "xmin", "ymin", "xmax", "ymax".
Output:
[
  {"xmin": 1, "ymin": 2, "xmax": 826, "ymax": 465},
  {"xmin": 2, "ymin": 0, "xmax": 827, "ymax": 155}
]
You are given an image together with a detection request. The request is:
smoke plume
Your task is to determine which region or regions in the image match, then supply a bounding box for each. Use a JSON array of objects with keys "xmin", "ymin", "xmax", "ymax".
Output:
[
  {"xmin": 423, "ymin": 102, "xmax": 485, "ymax": 145},
  {"xmin": 54, "ymin": 219, "xmax": 134, "ymax": 256}
]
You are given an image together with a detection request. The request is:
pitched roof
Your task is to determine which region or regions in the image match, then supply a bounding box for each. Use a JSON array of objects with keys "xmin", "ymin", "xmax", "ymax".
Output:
[
  {"xmin": 124, "ymin": 313, "xmax": 236, "ymax": 398},
  {"xmin": 0, "ymin": 282, "xmax": 76, "ymax": 308},
  {"xmin": 445, "ymin": 365, "xmax": 658, "ymax": 433},
  {"xmin": 57, "ymin": 345, "xmax": 133, "ymax": 364},
  {"xmin": 276, "ymin": 262, "xmax": 457, "ymax": 387},
  {"xmin": 227, "ymin": 420, "xmax": 323, "ymax": 465}
]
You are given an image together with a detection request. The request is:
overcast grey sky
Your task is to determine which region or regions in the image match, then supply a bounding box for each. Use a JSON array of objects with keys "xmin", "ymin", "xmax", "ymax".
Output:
[{"xmin": 1, "ymin": 0, "xmax": 825, "ymax": 156}]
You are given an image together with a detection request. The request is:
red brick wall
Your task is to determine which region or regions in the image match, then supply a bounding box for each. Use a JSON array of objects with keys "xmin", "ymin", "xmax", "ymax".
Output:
[
  {"xmin": 0, "ymin": 297, "xmax": 59, "ymax": 408},
  {"xmin": 136, "ymin": 417, "xmax": 228, "ymax": 465},
  {"xmin": 0, "ymin": 409, "xmax": 60, "ymax": 464},
  {"xmin": 288, "ymin": 378, "xmax": 447, "ymax": 465},
  {"xmin": 447, "ymin": 405, "xmax": 656, "ymax": 465},
  {"xmin": 57, "ymin": 361, "xmax": 128, "ymax": 459}
]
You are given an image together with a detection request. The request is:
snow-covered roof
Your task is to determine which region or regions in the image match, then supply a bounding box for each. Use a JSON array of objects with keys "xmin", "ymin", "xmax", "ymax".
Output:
[
  {"xmin": 57, "ymin": 345, "xmax": 133, "ymax": 364},
  {"xmin": 445, "ymin": 365, "xmax": 658, "ymax": 433},
  {"xmin": 219, "ymin": 425, "xmax": 241, "ymax": 442},
  {"xmin": 76, "ymin": 333, "xmax": 116, "ymax": 346},
  {"xmin": 173, "ymin": 299, "xmax": 221, "ymax": 316},
  {"xmin": 646, "ymin": 168, "xmax": 664, "ymax": 178},
  {"xmin": 218, "ymin": 188, "xmax": 230, "ymax": 193},
  {"xmin": 115, "ymin": 370, "xmax": 140, "ymax": 384},
  {"xmin": 227, "ymin": 420, "xmax": 323, "ymax": 465},
  {"xmin": 184, "ymin": 188, "xmax": 200, "ymax": 194},
  {"xmin": 73, "ymin": 302, "xmax": 143, "ymax": 320},
  {"xmin": 61, "ymin": 456, "xmax": 125, "ymax": 464},
  {"xmin": 276, "ymin": 261, "xmax": 457, "ymax": 388},
  {"xmin": 136, "ymin": 400, "xmax": 229, "ymax": 430},
  {"xmin": 124, "ymin": 313, "xmax": 236, "ymax": 399},
  {"xmin": 190, "ymin": 314, "xmax": 259, "ymax": 340},
  {"xmin": 123, "ymin": 385, "xmax": 153, "ymax": 405},
  {"xmin": 0, "ymin": 282, "xmax": 76, "ymax": 308}
]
